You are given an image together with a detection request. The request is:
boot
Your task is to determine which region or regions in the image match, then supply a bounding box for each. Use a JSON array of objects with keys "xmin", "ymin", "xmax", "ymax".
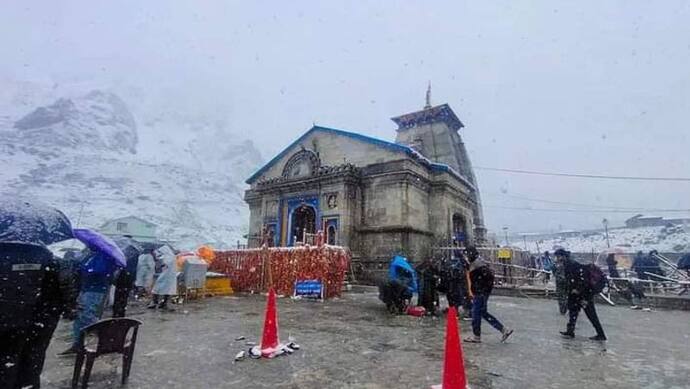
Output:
[
  {"xmin": 158, "ymin": 296, "xmax": 174, "ymax": 311},
  {"xmin": 148, "ymin": 295, "xmax": 159, "ymax": 309},
  {"xmin": 560, "ymin": 331, "xmax": 575, "ymax": 338},
  {"xmin": 501, "ymin": 327, "xmax": 514, "ymax": 343}
]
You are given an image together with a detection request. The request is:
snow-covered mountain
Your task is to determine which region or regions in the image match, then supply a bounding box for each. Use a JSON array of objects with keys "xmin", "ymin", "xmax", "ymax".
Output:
[
  {"xmin": 0, "ymin": 80, "xmax": 263, "ymax": 249},
  {"xmin": 522, "ymin": 225, "xmax": 690, "ymax": 254}
]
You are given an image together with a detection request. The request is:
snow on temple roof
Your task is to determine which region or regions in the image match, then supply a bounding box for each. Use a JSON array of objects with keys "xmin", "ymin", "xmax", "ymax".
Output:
[{"xmin": 245, "ymin": 125, "xmax": 473, "ymax": 189}]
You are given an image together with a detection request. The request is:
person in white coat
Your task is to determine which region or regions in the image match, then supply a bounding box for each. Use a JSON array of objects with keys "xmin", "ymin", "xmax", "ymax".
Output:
[
  {"xmin": 148, "ymin": 245, "xmax": 178, "ymax": 310},
  {"xmin": 135, "ymin": 250, "xmax": 156, "ymax": 298}
]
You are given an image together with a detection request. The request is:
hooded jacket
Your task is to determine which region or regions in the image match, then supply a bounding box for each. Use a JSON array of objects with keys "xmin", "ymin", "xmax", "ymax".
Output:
[{"xmin": 152, "ymin": 246, "xmax": 178, "ymax": 296}]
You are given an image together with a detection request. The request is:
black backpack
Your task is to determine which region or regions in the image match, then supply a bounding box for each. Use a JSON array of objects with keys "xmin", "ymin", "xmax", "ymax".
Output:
[
  {"xmin": 0, "ymin": 242, "xmax": 53, "ymax": 330},
  {"xmin": 585, "ymin": 263, "xmax": 607, "ymax": 294}
]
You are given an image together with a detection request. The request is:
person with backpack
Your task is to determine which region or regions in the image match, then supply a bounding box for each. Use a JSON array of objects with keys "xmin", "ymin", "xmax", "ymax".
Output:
[
  {"xmin": 556, "ymin": 248, "xmax": 607, "ymax": 341},
  {"xmin": 463, "ymin": 247, "xmax": 513, "ymax": 343}
]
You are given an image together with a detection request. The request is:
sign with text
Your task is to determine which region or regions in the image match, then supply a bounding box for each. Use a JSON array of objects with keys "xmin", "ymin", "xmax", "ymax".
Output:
[
  {"xmin": 294, "ymin": 279, "xmax": 324, "ymax": 299},
  {"xmin": 497, "ymin": 248, "xmax": 512, "ymax": 260}
]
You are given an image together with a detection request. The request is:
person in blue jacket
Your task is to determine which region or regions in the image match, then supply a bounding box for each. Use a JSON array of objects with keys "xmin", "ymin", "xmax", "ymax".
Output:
[{"xmin": 59, "ymin": 249, "xmax": 121, "ymax": 356}]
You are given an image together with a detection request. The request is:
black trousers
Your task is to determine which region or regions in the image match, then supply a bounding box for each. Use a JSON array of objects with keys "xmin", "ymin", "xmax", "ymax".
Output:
[
  {"xmin": 113, "ymin": 273, "xmax": 134, "ymax": 318},
  {"xmin": 567, "ymin": 294, "xmax": 606, "ymax": 337},
  {"xmin": 0, "ymin": 329, "xmax": 27, "ymax": 389},
  {"xmin": 0, "ymin": 317, "xmax": 60, "ymax": 389},
  {"xmin": 152, "ymin": 294, "xmax": 171, "ymax": 307},
  {"xmin": 418, "ymin": 277, "xmax": 439, "ymax": 314}
]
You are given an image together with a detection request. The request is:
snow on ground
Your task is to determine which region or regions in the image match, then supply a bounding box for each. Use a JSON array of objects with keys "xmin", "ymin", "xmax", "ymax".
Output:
[{"xmin": 41, "ymin": 293, "xmax": 690, "ymax": 388}]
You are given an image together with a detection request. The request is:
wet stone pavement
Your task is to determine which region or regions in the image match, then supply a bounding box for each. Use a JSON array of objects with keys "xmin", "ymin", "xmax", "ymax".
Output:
[{"xmin": 42, "ymin": 293, "xmax": 690, "ymax": 388}]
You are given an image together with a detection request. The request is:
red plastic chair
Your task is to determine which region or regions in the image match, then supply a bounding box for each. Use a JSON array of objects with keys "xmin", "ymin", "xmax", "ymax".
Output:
[{"xmin": 71, "ymin": 318, "xmax": 142, "ymax": 389}]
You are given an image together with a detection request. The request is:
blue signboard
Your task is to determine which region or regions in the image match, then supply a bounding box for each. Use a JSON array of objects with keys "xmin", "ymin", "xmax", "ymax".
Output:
[{"xmin": 294, "ymin": 279, "xmax": 324, "ymax": 299}]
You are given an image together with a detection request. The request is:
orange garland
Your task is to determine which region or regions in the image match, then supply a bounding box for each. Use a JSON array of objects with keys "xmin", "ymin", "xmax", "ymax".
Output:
[{"xmin": 210, "ymin": 245, "xmax": 350, "ymax": 299}]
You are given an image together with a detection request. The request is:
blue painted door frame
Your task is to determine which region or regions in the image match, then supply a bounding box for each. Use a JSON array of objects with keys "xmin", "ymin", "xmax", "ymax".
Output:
[{"xmin": 283, "ymin": 195, "xmax": 320, "ymax": 246}]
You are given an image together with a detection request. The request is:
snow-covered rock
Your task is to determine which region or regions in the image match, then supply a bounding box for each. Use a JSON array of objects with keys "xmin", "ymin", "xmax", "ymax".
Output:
[{"xmin": 6, "ymin": 91, "xmax": 137, "ymax": 155}]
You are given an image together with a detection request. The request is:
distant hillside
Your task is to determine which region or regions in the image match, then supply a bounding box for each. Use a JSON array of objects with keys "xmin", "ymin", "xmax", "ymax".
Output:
[
  {"xmin": 0, "ymin": 80, "xmax": 263, "ymax": 249},
  {"xmin": 523, "ymin": 225, "xmax": 690, "ymax": 253}
]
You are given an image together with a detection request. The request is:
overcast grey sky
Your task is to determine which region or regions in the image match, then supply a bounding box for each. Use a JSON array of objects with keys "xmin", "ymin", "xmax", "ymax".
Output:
[{"xmin": 2, "ymin": 1, "xmax": 689, "ymax": 234}]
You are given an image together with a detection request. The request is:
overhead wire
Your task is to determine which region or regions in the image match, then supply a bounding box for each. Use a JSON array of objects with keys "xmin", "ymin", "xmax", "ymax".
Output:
[
  {"xmin": 475, "ymin": 166, "xmax": 690, "ymax": 182},
  {"xmin": 484, "ymin": 205, "xmax": 690, "ymax": 214},
  {"xmin": 483, "ymin": 191, "xmax": 689, "ymax": 212}
]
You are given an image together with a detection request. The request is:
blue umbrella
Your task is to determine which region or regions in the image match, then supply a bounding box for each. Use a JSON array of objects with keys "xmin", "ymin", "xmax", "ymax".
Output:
[
  {"xmin": 0, "ymin": 198, "xmax": 73, "ymax": 246},
  {"xmin": 73, "ymin": 228, "xmax": 126, "ymax": 267}
]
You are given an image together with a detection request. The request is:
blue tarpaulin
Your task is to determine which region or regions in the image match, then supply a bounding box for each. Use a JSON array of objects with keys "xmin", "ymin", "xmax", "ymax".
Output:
[{"xmin": 388, "ymin": 255, "xmax": 418, "ymax": 294}]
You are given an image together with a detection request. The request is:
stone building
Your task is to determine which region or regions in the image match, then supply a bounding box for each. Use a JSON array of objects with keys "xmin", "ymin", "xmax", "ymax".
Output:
[{"xmin": 244, "ymin": 99, "xmax": 486, "ymax": 276}]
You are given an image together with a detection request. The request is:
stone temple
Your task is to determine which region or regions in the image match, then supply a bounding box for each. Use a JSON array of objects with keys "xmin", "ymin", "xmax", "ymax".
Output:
[{"xmin": 244, "ymin": 97, "xmax": 486, "ymax": 278}]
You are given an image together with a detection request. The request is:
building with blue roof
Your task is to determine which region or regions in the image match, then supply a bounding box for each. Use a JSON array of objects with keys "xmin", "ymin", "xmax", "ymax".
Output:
[{"xmin": 244, "ymin": 96, "xmax": 486, "ymax": 281}]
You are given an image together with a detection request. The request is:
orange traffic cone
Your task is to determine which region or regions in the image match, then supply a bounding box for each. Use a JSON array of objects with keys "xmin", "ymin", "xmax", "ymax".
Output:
[
  {"xmin": 260, "ymin": 288, "xmax": 280, "ymax": 357},
  {"xmin": 431, "ymin": 307, "xmax": 468, "ymax": 389}
]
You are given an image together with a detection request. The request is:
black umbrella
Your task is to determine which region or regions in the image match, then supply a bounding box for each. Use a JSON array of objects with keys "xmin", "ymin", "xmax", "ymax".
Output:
[
  {"xmin": 0, "ymin": 198, "xmax": 73, "ymax": 246},
  {"xmin": 112, "ymin": 236, "xmax": 143, "ymax": 260}
]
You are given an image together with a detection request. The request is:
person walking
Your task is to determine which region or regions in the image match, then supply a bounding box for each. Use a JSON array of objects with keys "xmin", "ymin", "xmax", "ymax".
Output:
[
  {"xmin": 148, "ymin": 245, "xmax": 178, "ymax": 310},
  {"xmin": 605, "ymin": 253, "xmax": 620, "ymax": 278},
  {"xmin": 135, "ymin": 249, "xmax": 156, "ymax": 299},
  {"xmin": 541, "ymin": 251, "xmax": 554, "ymax": 284},
  {"xmin": 464, "ymin": 247, "xmax": 513, "ymax": 343},
  {"xmin": 557, "ymin": 248, "xmax": 607, "ymax": 341},
  {"xmin": 552, "ymin": 249, "xmax": 568, "ymax": 315},
  {"xmin": 59, "ymin": 249, "xmax": 121, "ymax": 356}
]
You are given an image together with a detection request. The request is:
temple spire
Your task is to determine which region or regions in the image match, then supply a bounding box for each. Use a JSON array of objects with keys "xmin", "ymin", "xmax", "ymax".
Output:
[{"xmin": 424, "ymin": 81, "xmax": 432, "ymax": 109}]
